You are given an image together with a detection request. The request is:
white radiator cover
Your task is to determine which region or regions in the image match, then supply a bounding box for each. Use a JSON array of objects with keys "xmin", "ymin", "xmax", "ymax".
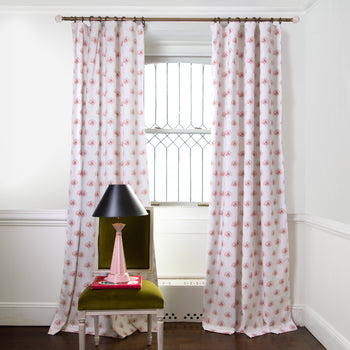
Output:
[{"xmin": 158, "ymin": 279, "xmax": 205, "ymax": 322}]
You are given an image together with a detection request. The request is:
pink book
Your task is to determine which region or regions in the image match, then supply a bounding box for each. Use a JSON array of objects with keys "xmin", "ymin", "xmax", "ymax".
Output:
[{"xmin": 91, "ymin": 275, "xmax": 142, "ymax": 289}]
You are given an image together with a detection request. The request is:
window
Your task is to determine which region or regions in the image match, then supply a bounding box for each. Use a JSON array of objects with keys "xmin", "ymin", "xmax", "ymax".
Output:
[{"xmin": 144, "ymin": 59, "xmax": 212, "ymax": 204}]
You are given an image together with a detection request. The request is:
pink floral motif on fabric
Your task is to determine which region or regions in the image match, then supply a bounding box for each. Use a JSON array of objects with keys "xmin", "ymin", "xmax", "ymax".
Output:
[
  {"xmin": 202, "ymin": 22, "xmax": 296, "ymax": 337},
  {"xmin": 49, "ymin": 21, "xmax": 150, "ymax": 338}
]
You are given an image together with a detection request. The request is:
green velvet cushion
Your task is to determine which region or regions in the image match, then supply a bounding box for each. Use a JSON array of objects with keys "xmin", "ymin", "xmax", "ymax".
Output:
[
  {"xmin": 98, "ymin": 210, "xmax": 151, "ymax": 270},
  {"xmin": 78, "ymin": 279, "xmax": 164, "ymax": 311}
]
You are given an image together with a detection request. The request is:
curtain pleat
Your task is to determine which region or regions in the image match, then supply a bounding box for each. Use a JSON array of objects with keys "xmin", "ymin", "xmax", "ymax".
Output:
[
  {"xmin": 203, "ymin": 22, "xmax": 296, "ymax": 337},
  {"xmin": 49, "ymin": 21, "xmax": 150, "ymax": 338}
]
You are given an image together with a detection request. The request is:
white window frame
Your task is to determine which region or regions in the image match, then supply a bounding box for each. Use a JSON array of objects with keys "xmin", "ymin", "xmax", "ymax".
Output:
[{"xmin": 144, "ymin": 56, "xmax": 212, "ymax": 206}]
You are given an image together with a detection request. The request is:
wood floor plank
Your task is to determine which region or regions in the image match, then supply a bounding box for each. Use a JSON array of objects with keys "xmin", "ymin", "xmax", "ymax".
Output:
[{"xmin": 0, "ymin": 323, "xmax": 326, "ymax": 350}]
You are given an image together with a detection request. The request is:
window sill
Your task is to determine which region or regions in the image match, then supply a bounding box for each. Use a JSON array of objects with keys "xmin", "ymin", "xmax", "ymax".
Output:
[{"xmin": 151, "ymin": 202, "xmax": 209, "ymax": 207}]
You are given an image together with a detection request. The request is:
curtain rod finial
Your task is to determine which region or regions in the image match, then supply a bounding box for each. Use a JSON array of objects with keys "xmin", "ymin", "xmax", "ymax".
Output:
[
  {"xmin": 55, "ymin": 14, "xmax": 63, "ymax": 23},
  {"xmin": 292, "ymin": 16, "xmax": 300, "ymax": 23}
]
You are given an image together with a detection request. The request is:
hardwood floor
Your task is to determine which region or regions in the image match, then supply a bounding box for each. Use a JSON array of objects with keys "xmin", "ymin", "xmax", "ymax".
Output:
[{"xmin": 0, "ymin": 323, "xmax": 326, "ymax": 350}]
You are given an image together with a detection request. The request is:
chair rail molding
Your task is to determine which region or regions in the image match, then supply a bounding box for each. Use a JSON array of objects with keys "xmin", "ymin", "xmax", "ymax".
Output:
[
  {"xmin": 288, "ymin": 213, "xmax": 350, "ymax": 240},
  {"xmin": 0, "ymin": 209, "xmax": 67, "ymax": 227},
  {"xmin": 0, "ymin": 210, "xmax": 349, "ymax": 238}
]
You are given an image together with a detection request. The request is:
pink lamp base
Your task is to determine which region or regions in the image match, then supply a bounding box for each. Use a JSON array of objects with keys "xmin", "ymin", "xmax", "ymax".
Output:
[
  {"xmin": 105, "ymin": 272, "xmax": 130, "ymax": 284},
  {"xmin": 106, "ymin": 222, "xmax": 130, "ymax": 284}
]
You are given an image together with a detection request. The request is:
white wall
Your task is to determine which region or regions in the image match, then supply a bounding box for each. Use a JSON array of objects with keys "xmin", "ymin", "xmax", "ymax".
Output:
[
  {"xmin": 0, "ymin": 13, "xmax": 72, "ymax": 210},
  {"xmin": 0, "ymin": 210, "xmax": 66, "ymax": 325},
  {"xmin": 302, "ymin": 0, "xmax": 350, "ymax": 348},
  {"xmin": 1, "ymin": 4, "xmax": 349, "ymax": 350},
  {"xmin": 305, "ymin": 0, "xmax": 350, "ymax": 225},
  {"xmin": 0, "ymin": 6, "xmax": 306, "ymax": 322},
  {"xmin": 0, "ymin": 9, "xmax": 307, "ymax": 212},
  {"xmin": 0, "ymin": 7, "xmax": 307, "ymax": 326},
  {"xmin": 282, "ymin": 14, "xmax": 307, "ymax": 215}
]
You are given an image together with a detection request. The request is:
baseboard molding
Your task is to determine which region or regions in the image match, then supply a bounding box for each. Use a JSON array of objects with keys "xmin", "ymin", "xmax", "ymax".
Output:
[
  {"xmin": 1, "ymin": 298, "xmax": 349, "ymax": 350},
  {"xmin": 304, "ymin": 306, "xmax": 350, "ymax": 350},
  {"xmin": 0, "ymin": 299, "xmax": 305, "ymax": 327},
  {"xmin": 0, "ymin": 302, "xmax": 58, "ymax": 326}
]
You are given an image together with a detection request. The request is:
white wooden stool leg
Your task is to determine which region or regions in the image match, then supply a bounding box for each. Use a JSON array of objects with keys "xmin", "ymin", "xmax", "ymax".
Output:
[
  {"xmin": 78, "ymin": 311, "xmax": 86, "ymax": 350},
  {"xmin": 94, "ymin": 315, "xmax": 100, "ymax": 346},
  {"xmin": 147, "ymin": 314, "xmax": 152, "ymax": 346},
  {"xmin": 157, "ymin": 313, "xmax": 164, "ymax": 350}
]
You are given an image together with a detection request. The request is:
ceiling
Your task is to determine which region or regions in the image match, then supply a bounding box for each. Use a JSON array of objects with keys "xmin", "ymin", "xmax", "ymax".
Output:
[
  {"xmin": 1, "ymin": 0, "xmax": 316, "ymax": 53},
  {"xmin": 0, "ymin": 0, "xmax": 319, "ymax": 12}
]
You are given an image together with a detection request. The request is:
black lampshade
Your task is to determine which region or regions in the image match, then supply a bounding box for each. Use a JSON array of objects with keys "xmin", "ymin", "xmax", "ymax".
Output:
[{"xmin": 92, "ymin": 184, "xmax": 148, "ymax": 218}]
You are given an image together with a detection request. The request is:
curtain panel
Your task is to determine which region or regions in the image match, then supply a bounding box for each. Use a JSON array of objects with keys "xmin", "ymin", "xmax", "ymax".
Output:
[
  {"xmin": 203, "ymin": 22, "xmax": 296, "ymax": 337},
  {"xmin": 49, "ymin": 21, "xmax": 150, "ymax": 337}
]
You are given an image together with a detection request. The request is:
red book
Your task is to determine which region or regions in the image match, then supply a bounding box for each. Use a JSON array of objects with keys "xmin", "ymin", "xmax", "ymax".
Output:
[{"xmin": 91, "ymin": 275, "xmax": 142, "ymax": 289}]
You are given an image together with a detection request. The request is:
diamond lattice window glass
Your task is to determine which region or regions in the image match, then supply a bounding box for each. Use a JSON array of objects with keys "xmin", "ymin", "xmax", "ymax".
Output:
[{"xmin": 144, "ymin": 61, "xmax": 212, "ymax": 203}]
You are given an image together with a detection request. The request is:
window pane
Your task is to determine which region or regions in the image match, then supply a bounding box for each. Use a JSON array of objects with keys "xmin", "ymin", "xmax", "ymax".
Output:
[
  {"xmin": 145, "ymin": 64, "xmax": 156, "ymax": 127},
  {"xmin": 191, "ymin": 64, "xmax": 203, "ymax": 128},
  {"xmin": 145, "ymin": 62, "xmax": 211, "ymax": 203},
  {"xmin": 179, "ymin": 64, "xmax": 191, "ymax": 129},
  {"xmin": 168, "ymin": 63, "xmax": 180, "ymax": 128},
  {"xmin": 156, "ymin": 63, "xmax": 167, "ymax": 128}
]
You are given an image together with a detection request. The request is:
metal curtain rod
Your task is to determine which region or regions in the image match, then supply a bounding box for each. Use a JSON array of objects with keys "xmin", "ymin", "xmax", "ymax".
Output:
[{"xmin": 55, "ymin": 15, "xmax": 300, "ymax": 24}]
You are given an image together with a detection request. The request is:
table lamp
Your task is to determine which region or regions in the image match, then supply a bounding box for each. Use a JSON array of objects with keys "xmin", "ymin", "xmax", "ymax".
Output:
[{"xmin": 92, "ymin": 184, "xmax": 148, "ymax": 283}]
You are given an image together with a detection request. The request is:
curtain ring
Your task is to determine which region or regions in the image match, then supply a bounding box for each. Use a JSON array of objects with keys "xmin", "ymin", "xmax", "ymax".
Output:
[
  {"xmin": 89, "ymin": 16, "xmax": 93, "ymax": 22},
  {"xmin": 279, "ymin": 17, "xmax": 282, "ymax": 24},
  {"xmin": 257, "ymin": 17, "xmax": 261, "ymax": 23},
  {"xmin": 236, "ymin": 17, "xmax": 241, "ymax": 23},
  {"xmin": 227, "ymin": 17, "xmax": 231, "ymax": 24},
  {"xmin": 244, "ymin": 17, "xmax": 248, "ymax": 22},
  {"xmin": 114, "ymin": 16, "xmax": 118, "ymax": 22},
  {"xmin": 121, "ymin": 16, "xmax": 125, "ymax": 21},
  {"xmin": 133, "ymin": 16, "xmax": 137, "ymax": 23},
  {"xmin": 270, "ymin": 17, "xmax": 274, "ymax": 23},
  {"xmin": 98, "ymin": 16, "xmax": 102, "ymax": 22},
  {"xmin": 141, "ymin": 17, "xmax": 146, "ymax": 27}
]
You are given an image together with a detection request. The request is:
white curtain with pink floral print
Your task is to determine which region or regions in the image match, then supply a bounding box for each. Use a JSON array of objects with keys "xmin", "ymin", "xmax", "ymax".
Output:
[
  {"xmin": 203, "ymin": 22, "xmax": 296, "ymax": 337},
  {"xmin": 49, "ymin": 21, "xmax": 150, "ymax": 338}
]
